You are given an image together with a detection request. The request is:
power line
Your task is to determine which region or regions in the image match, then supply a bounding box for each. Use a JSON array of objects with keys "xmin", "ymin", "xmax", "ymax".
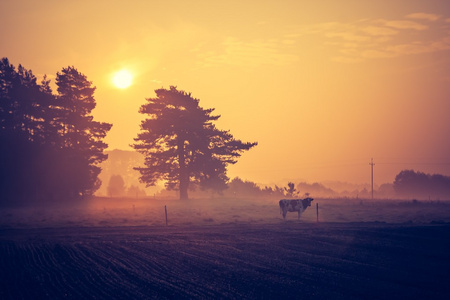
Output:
[{"xmin": 376, "ymin": 162, "xmax": 450, "ymax": 165}]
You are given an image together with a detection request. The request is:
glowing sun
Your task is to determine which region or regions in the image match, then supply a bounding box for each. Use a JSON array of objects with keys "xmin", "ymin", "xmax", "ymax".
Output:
[{"xmin": 112, "ymin": 70, "xmax": 133, "ymax": 89}]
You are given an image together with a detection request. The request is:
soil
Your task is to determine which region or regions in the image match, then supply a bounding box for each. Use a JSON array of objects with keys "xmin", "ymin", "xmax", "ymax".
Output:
[{"xmin": 1, "ymin": 221, "xmax": 449, "ymax": 299}]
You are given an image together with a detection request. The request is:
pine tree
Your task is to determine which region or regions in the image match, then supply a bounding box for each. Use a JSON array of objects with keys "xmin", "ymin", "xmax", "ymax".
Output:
[
  {"xmin": 0, "ymin": 59, "xmax": 111, "ymax": 203},
  {"xmin": 55, "ymin": 66, "xmax": 112, "ymax": 197},
  {"xmin": 0, "ymin": 58, "xmax": 57, "ymax": 201},
  {"xmin": 133, "ymin": 86, "xmax": 257, "ymax": 200}
]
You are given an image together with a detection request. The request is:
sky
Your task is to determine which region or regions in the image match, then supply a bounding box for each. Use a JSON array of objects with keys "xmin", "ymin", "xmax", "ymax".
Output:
[{"xmin": 1, "ymin": 0, "xmax": 450, "ymax": 186}]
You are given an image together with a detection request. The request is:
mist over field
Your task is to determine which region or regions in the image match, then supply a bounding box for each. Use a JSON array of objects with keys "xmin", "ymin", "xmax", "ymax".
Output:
[{"xmin": 2, "ymin": 196, "xmax": 450, "ymax": 229}]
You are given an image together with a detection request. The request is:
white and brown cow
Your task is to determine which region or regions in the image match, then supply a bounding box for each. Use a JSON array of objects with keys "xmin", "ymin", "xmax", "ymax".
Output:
[{"xmin": 279, "ymin": 198, "xmax": 314, "ymax": 220}]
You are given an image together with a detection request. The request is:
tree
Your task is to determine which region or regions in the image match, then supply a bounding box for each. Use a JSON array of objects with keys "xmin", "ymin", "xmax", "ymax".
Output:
[
  {"xmin": 127, "ymin": 185, "xmax": 146, "ymax": 198},
  {"xmin": 284, "ymin": 182, "xmax": 299, "ymax": 198},
  {"xmin": 133, "ymin": 86, "xmax": 257, "ymax": 200},
  {"xmin": 227, "ymin": 177, "xmax": 262, "ymax": 197},
  {"xmin": 393, "ymin": 169, "xmax": 450, "ymax": 199},
  {"xmin": 0, "ymin": 58, "xmax": 56, "ymax": 142},
  {"xmin": 55, "ymin": 66, "xmax": 112, "ymax": 197},
  {"xmin": 107, "ymin": 174, "xmax": 126, "ymax": 197},
  {"xmin": 0, "ymin": 58, "xmax": 60, "ymax": 202}
]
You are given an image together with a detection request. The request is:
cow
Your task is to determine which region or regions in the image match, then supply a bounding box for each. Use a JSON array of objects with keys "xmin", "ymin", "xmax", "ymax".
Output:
[{"xmin": 279, "ymin": 198, "xmax": 314, "ymax": 220}]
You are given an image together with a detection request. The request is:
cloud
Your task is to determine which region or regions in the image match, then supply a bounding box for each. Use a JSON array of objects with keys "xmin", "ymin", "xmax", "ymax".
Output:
[
  {"xmin": 361, "ymin": 26, "xmax": 398, "ymax": 36},
  {"xmin": 198, "ymin": 37, "xmax": 299, "ymax": 68},
  {"xmin": 379, "ymin": 20, "xmax": 428, "ymax": 30},
  {"xmin": 406, "ymin": 13, "xmax": 441, "ymax": 21},
  {"xmin": 330, "ymin": 56, "xmax": 363, "ymax": 64},
  {"xmin": 287, "ymin": 13, "xmax": 450, "ymax": 63},
  {"xmin": 361, "ymin": 49, "xmax": 395, "ymax": 59},
  {"xmin": 197, "ymin": 13, "xmax": 450, "ymax": 68},
  {"xmin": 325, "ymin": 31, "xmax": 370, "ymax": 42}
]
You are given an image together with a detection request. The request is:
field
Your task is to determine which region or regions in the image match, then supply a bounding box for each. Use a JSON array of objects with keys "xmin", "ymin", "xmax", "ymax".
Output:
[{"xmin": 1, "ymin": 197, "xmax": 450, "ymax": 299}]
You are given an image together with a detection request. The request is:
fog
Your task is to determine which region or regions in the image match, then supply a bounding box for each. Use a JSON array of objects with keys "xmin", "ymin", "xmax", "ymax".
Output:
[{"xmin": 2, "ymin": 196, "xmax": 450, "ymax": 229}]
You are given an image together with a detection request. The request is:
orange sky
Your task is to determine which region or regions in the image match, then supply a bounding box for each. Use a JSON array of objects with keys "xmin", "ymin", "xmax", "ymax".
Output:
[{"xmin": 2, "ymin": 0, "xmax": 450, "ymax": 186}]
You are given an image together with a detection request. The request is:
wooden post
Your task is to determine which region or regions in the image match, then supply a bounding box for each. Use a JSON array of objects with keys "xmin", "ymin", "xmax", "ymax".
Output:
[
  {"xmin": 316, "ymin": 203, "xmax": 319, "ymax": 223},
  {"xmin": 164, "ymin": 205, "xmax": 168, "ymax": 226}
]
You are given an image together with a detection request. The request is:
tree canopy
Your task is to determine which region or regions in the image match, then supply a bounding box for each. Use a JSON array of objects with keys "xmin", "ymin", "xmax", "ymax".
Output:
[
  {"xmin": 393, "ymin": 169, "xmax": 450, "ymax": 199},
  {"xmin": 0, "ymin": 58, "xmax": 111, "ymax": 204},
  {"xmin": 107, "ymin": 174, "xmax": 126, "ymax": 197},
  {"xmin": 133, "ymin": 86, "xmax": 257, "ymax": 200}
]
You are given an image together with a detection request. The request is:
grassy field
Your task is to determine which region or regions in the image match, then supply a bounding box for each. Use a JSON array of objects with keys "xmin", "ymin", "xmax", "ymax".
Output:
[{"xmin": 1, "ymin": 196, "xmax": 450, "ymax": 228}]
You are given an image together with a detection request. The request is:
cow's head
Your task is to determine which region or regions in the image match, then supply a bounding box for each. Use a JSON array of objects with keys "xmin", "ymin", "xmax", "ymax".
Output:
[{"xmin": 304, "ymin": 197, "xmax": 314, "ymax": 207}]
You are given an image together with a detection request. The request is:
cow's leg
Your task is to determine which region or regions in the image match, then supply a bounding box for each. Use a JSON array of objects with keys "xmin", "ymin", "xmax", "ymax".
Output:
[
  {"xmin": 298, "ymin": 211, "xmax": 301, "ymax": 220},
  {"xmin": 282, "ymin": 209, "xmax": 287, "ymax": 220}
]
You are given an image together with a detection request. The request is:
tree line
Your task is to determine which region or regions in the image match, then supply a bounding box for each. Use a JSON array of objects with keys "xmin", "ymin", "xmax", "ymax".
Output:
[
  {"xmin": 0, "ymin": 58, "xmax": 111, "ymax": 204},
  {"xmin": 394, "ymin": 170, "xmax": 450, "ymax": 199}
]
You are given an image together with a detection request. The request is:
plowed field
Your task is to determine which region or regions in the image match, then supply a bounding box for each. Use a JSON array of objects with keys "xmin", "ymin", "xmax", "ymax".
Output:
[{"xmin": 1, "ymin": 222, "xmax": 449, "ymax": 299}]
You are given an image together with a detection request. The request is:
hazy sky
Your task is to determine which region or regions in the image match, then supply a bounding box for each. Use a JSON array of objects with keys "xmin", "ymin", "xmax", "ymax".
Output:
[{"xmin": 2, "ymin": 0, "xmax": 450, "ymax": 186}]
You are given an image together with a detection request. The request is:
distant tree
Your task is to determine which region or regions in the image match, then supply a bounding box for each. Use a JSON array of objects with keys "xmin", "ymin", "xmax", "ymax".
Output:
[
  {"xmin": 273, "ymin": 185, "xmax": 285, "ymax": 197},
  {"xmin": 394, "ymin": 170, "xmax": 428, "ymax": 197},
  {"xmin": 96, "ymin": 149, "xmax": 152, "ymax": 197},
  {"xmin": 393, "ymin": 169, "xmax": 450, "ymax": 199},
  {"xmin": 296, "ymin": 182, "xmax": 336, "ymax": 198},
  {"xmin": 107, "ymin": 175, "xmax": 126, "ymax": 197},
  {"xmin": 227, "ymin": 177, "xmax": 262, "ymax": 197},
  {"xmin": 127, "ymin": 185, "xmax": 146, "ymax": 198},
  {"xmin": 262, "ymin": 186, "xmax": 274, "ymax": 196},
  {"xmin": 284, "ymin": 182, "xmax": 299, "ymax": 198},
  {"xmin": 133, "ymin": 86, "xmax": 257, "ymax": 200}
]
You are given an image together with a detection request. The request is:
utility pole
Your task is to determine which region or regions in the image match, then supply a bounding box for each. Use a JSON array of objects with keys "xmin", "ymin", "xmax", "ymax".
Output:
[{"xmin": 369, "ymin": 158, "xmax": 375, "ymax": 200}]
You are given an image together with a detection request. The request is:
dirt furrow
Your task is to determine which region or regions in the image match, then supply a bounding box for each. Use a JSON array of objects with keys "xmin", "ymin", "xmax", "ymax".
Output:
[{"xmin": 1, "ymin": 223, "xmax": 450, "ymax": 299}]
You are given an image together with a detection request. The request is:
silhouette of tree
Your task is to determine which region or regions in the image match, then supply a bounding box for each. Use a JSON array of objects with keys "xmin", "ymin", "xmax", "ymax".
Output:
[
  {"xmin": 394, "ymin": 169, "xmax": 450, "ymax": 199},
  {"xmin": 107, "ymin": 174, "xmax": 126, "ymax": 197},
  {"xmin": 133, "ymin": 86, "xmax": 257, "ymax": 200},
  {"xmin": 227, "ymin": 177, "xmax": 262, "ymax": 197},
  {"xmin": 0, "ymin": 58, "xmax": 111, "ymax": 203},
  {"xmin": 55, "ymin": 67, "xmax": 112, "ymax": 197},
  {"xmin": 284, "ymin": 182, "xmax": 299, "ymax": 198},
  {"xmin": 0, "ymin": 58, "xmax": 59, "ymax": 202},
  {"xmin": 0, "ymin": 58, "xmax": 55, "ymax": 142},
  {"xmin": 127, "ymin": 185, "xmax": 146, "ymax": 198}
]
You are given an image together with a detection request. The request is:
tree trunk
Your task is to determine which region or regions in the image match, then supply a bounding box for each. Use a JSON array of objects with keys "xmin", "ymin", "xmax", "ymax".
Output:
[
  {"xmin": 178, "ymin": 137, "xmax": 189, "ymax": 200},
  {"xmin": 179, "ymin": 176, "xmax": 189, "ymax": 200}
]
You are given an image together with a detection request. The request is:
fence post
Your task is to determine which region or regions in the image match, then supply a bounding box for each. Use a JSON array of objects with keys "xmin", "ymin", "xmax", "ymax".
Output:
[
  {"xmin": 316, "ymin": 203, "xmax": 319, "ymax": 223},
  {"xmin": 165, "ymin": 205, "xmax": 168, "ymax": 226}
]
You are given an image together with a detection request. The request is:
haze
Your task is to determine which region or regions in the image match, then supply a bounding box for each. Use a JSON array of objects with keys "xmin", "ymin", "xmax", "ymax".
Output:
[{"xmin": 2, "ymin": 0, "xmax": 450, "ymax": 186}]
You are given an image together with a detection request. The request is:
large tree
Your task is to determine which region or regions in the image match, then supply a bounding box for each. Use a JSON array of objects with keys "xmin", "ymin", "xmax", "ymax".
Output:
[
  {"xmin": 55, "ymin": 66, "xmax": 112, "ymax": 197},
  {"xmin": 133, "ymin": 86, "xmax": 257, "ymax": 200}
]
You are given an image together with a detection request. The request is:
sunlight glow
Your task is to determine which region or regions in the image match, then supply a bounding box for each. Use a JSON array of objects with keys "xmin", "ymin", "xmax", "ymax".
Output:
[{"xmin": 112, "ymin": 70, "xmax": 133, "ymax": 89}]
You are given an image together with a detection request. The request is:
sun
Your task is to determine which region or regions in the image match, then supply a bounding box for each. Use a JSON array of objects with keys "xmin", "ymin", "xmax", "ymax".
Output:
[{"xmin": 112, "ymin": 70, "xmax": 133, "ymax": 89}]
